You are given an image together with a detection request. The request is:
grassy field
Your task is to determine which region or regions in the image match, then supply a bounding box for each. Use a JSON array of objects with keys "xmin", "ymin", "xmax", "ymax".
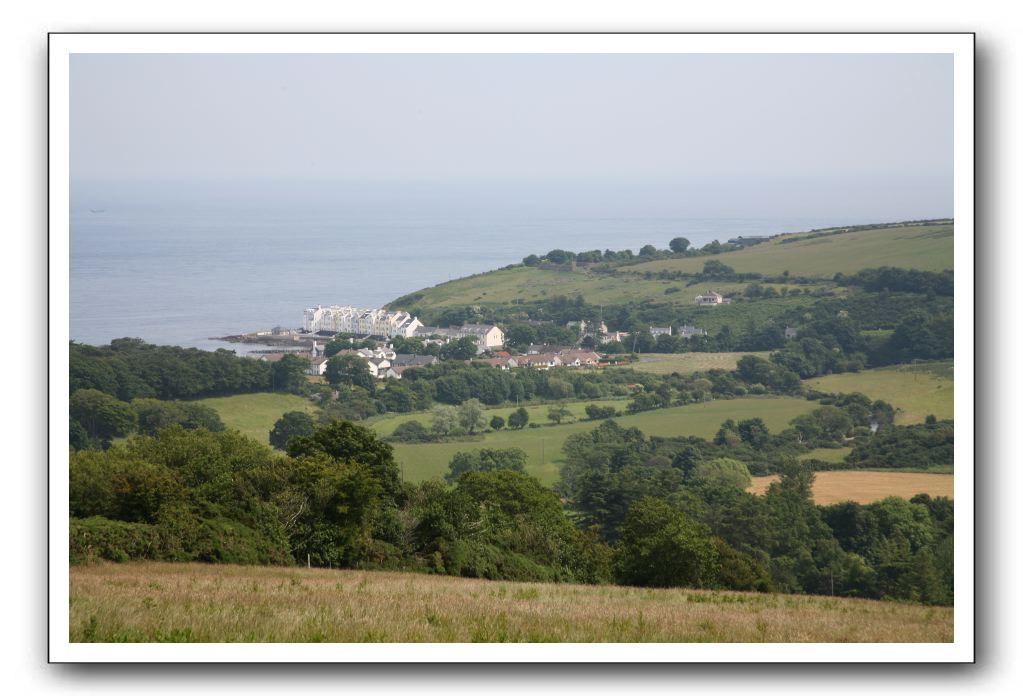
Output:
[
  {"xmin": 798, "ymin": 447, "xmax": 851, "ymax": 463},
  {"xmin": 390, "ymin": 265, "xmax": 828, "ymax": 313},
  {"xmin": 623, "ymin": 352, "xmax": 772, "ymax": 375},
  {"xmin": 196, "ymin": 392, "xmax": 319, "ymax": 445},
  {"xmin": 622, "ymin": 223, "xmax": 954, "ymax": 278},
  {"xmin": 748, "ymin": 471, "xmax": 954, "ymax": 505},
  {"xmin": 69, "ymin": 562, "xmax": 952, "ymax": 642},
  {"xmin": 806, "ymin": 361, "xmax": 954, "ymax": 425},
  {"xmin": 371, "ymin": 397, "xmax": 817, "ymax": 485}
]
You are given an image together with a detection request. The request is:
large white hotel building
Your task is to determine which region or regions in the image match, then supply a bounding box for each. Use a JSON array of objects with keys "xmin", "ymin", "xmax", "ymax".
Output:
[{"xmin": 302, "ymin": 305, "xmax": 423, "ymax": 338}]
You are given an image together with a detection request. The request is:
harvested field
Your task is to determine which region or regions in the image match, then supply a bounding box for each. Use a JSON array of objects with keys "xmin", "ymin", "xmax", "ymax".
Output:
[{"xmin": 748, "ymin": 471, "xmax": 953, "ymax": 504}]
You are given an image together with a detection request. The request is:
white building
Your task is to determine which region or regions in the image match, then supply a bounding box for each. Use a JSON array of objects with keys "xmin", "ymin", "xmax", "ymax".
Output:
[
  {"xmin": 414, "ymin": 323, "xmax": 504, "ymax": 353},
  {"xmin": 649, "ymin": 326, "xmax": 673, "ymax": 337},
  {"xmin": 695, "ymin": 291, "xmax": 726, "ymax": 306},
  {"xmin": 302, "ymin": 304, "xmax": 423, "ymax": 338},
  {"xmin": 307, "ymin": 356, "xmax": 329, "ymax": 376},
  {"xmin": 677, "ymin": 325, "xmax": 707, "ymax": 339}
]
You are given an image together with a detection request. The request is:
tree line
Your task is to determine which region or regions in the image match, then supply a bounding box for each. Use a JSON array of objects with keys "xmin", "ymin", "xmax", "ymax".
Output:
[{"xmin": 69, "ymin": 418, "xmax": 953, "ymax": 605}]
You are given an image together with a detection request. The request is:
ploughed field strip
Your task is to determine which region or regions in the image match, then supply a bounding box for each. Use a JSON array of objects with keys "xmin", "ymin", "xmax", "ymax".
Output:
[{"xmin": 70, "ymin": 562, "xmax": 953, "ymax": 643}]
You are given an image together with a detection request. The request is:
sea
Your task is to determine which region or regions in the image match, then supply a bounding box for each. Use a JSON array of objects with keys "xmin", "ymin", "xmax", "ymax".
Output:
[{"xmin": 70, "ymin": 206, "xmax": 877, "ymax": 353}]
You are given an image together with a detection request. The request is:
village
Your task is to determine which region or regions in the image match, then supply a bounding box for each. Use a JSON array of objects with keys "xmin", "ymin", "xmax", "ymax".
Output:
[{"xmin": 246, "ymin": 303, "xmax": 723, "ymax": 380}]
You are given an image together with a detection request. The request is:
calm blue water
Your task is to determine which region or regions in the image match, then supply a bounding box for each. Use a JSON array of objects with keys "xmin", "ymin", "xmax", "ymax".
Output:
[{"xmin": 70, "ymin": 207, "xmax": 871, "ymax": 350}]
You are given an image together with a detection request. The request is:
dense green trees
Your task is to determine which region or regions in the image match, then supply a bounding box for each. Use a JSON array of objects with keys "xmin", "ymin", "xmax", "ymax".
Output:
[
  {"xmin": 438, "ymin": 337, "xmax": 479, "ymax": 361},
  {"xmin": 585, "ymin": 404, "xmax": 619, "ymax": 420},
  {"xmin": 70, "ymin": 389, "xmax": 137, "ymax": 445},
  {"xmin": 67, "ymin": 411, "xmax": 955, "ymax": 605},
  {"xmin": 445, "ymin": 448, "xmax": 527, "ymax": 482},
  {"xmin": 270, "ymin": 354, "xmax": 310, "ymax": 394},
  {"xmin": 70, "ymin": 340, "xmax": 271, "ymax": 400},
  {"xmin": 286, "ymin": 420, "xmax": 401, "ymax": 500},
  {"xmin": 269, "ymin": 411, "xmax": 315, "ymax": 450},
  {"xmin": 689, "ymin": 458, "xmax": 752, "ymax": 490},
  {"xmin": 845, "ymin": 420, "xmax": 954, "ymax": 470},
  {"xmin": 132, "ymin": 398, "xmax": 224, "ymax": 436},
  {"xmin": 325, "ymin": 354, "xmax": 375, "ymax": 391},
  {"xmin": 616, "ymin": 498, "xmax": 718, "ymax": 588}
]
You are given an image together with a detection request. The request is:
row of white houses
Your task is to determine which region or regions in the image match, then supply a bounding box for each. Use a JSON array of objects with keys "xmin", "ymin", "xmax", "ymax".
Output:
[{"xmin": 302, "ymin": 305, "xmax": 423, "ymax": 338}]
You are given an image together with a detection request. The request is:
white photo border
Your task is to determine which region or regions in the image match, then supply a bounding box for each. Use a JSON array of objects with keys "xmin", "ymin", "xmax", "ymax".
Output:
[{"xmin": 49, "ymin": 31, "xmax": 974, "ymax": 663}]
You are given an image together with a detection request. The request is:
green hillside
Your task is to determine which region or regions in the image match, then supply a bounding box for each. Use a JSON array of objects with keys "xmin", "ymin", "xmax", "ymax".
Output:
[
  {"xmin": 392, "ymin": 269, "xmax": 827, "ymax": 312},
  {"xmin": 806, "ymin": 361, "xmax": 954, "ymax": 425},
  {"xmin": 388, "ymin": 222, "xmax": 952, "ymax": 319},
  {"xmin": 625, "ymin": 223, "xmax": 953, "ymax": 278}
]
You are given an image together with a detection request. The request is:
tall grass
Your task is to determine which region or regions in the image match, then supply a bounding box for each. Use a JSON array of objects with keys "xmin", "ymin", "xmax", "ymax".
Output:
[{"xmin": 70, "ymin": 562, "xmax": 952, "ymax": 643}]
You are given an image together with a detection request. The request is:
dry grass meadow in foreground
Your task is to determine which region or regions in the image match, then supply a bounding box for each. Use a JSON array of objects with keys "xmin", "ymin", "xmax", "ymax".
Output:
[
  {"xmin": 69, "ymin": 562, "xmax": 952, "ymax": 643},
  {"xmin": 748, "ymin": 471, "xmax": 954, "ymax": 505}
]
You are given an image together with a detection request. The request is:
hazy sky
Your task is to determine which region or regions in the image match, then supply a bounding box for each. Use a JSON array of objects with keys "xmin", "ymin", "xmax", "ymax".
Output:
[{"xmin": 70, "ymin": 53, "xmax": 953, "ymax": 218}]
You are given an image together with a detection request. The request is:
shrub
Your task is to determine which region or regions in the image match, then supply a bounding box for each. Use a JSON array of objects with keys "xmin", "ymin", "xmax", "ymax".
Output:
[
  {"xmin": 390, "ymin": 420, "xmax": 434, "ymax": 443},
  {"xmin": 70, "ymin": 516, "xmax": 165, "ymax": 565}
]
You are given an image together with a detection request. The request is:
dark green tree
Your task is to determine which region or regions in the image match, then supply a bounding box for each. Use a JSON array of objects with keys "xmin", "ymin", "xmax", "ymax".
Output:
[
  {"xmin": 507, "ymin": 407, "xmax": 530, "ymax": 429},
  {"xmin": 287, "ymin": 420, "xmax": 401, "ymax": 501},
  {"xmin": 547, "ymin": 404, "xmax": 572, "ymax": 424},
  {"xmin": 324, "ymin": 354, "xmax": 375, "ymax": 391},
  {"xmin": 615, "ymin": 497, "xmax": 718, "ymax": 588},
  {"xmin": 669, "ymin": 237, "xmax": 691, "ymax": 253},
  {"xmin": 70, "ymin": 389, "xmax": 137, "ymax": 443},
  {"xmin": 439, "ymin": 337, "xmax": 479, "ymax": 361},
  {"xmin": 445, "ymin": 448, "xmax": 528, "ymax": 482},
  {"xmin": 270, "ymin": 353, "xmax": 310, "ymax": 393},
  {"xmin": 269, "ymin": 411, "xmax": 316, "ymax": 450},
  {"xmin": 702, "ymin": 259, "xmax": 734, "ymax": 276}
]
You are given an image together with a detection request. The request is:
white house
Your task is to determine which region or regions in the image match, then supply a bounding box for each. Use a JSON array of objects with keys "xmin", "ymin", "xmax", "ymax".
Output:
[
  {"xmin": 306, "ymin": 356, "xmax": 329, "ymax": 376},
  {"xmin": 649, "ymin": 326, "xmax": 673, "ymax": 337},
  {"xmin": 599, "ymin": 331, "xmax": 630, "ymax": 344},
  {"xmin": 677, "ymin": 325, "xmax": 707, "ymax": 339},
  {"xmin": 414, "ymin": 323, "xmax": 505, "ymax": 353},
  {"xmin": 516, "ymin": 354, "xmax": 562, "ymax": 369},
  {"xmin": 695, "ymin": 291, "xmax": 726, "ymax": 306},
  {"xmin": 365, "ymin": 357, "xmax": 391, "ymax": 379},
  {"xmin": 557, "ymin": 350, "xmax": 602, "ymax": 367}
]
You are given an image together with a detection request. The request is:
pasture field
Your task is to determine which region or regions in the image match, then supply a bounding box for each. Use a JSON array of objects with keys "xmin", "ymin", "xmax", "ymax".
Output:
[
  {"xmin": 69, "ymin": 562, "xmax": 952, "ymax": 643},
  {"xmin": 622, "ymin": 223, "xmax": 954, "ymax": 278},
  {"xmin": 195, "ymin": 392, "xmax": 319, "ymax": 445},
  {"xmin": 747, "ymin": 471, "xmax": 954, "ymax": 505},
  {"xmin": 375, "ymin": 397, "xmax": 817, "ymax": 485},
  {"xmin": 389, "ymin": 264, "xmax": 829, "ymax": 314},
  {"xmin": 623, "ymin": 352, "xmax": 772, "ymax": 375},
  {"xmin": 365, "ymin": 399, "xmax": 627, "ymax": 439},
  {"xmin": 806, "ymin": 361, "xmax": 954, "ymax": 425}
]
